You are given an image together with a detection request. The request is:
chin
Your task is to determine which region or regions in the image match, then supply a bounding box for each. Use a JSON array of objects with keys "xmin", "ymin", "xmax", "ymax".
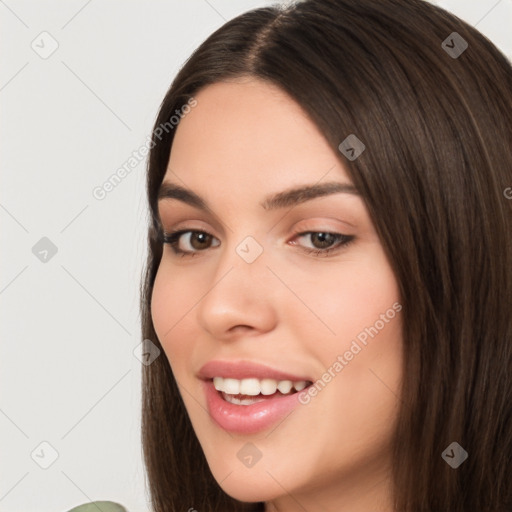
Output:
[{"xmin": 215, "ymin": 470, "xmax": 285, "ymax": 503}]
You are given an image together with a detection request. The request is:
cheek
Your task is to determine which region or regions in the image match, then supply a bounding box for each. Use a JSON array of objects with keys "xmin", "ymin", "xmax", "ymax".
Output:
[
  {"xmin": 286, "ymin": 249, "xmax": 401, "ymax": 351},
  {"xmin": 150, "ymin": 263, "xmax": 197, "ymax": 371},
  {"xmin": 287, "ymin": 250, "xmax": 403, "ymax": 429}
]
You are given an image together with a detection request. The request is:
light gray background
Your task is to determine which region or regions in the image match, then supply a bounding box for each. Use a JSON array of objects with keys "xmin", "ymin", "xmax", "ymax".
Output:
[{"xmin": 1, "ymin": 1, "xmax": 511, "ymax": 511}]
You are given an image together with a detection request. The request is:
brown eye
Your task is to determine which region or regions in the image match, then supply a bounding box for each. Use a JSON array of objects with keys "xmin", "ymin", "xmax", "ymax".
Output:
[
  {"xmin": 291, "ymin": 231, "xmax": 355, "ymax": 256},
  {"xmin": 309, "ymin": 232, "xmax": 337, "ymax": 249},
  {"xmin": 188, "ymin": 232, "xmax": 213, "ymax": 250},
  {"xmin": 162, "ymin": 230, "xmax": 220, "ymax": 256}
]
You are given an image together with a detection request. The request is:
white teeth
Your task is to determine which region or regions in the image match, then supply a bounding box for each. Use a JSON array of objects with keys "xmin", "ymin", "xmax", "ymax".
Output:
[
  {"xmin": 277, "ymin": 380, "xmax": 293, "ymax": 394},
  {"xmin": 260, "ymin": 378, "xmax": 277, "ymax": 395},
  {"xmin": 222, "ymin": 378, "xmax": 240, "ymax": 395},
  {"xmin": 293, "ymin": 380, "xmax": 307, "ymax": 391},
  {"xmin": 212, "ymin": 377, "xmax": 310, "ymax": 396},
  {"xmin": 239, "ymin": 378, "xmax": 261, "ymax": 396},
  {"xmin": 222, "ymin": 392, "xmax": 266, "ymax": 405}
]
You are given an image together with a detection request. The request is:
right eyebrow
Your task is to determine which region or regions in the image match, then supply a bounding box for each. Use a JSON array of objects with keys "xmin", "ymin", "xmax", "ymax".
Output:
[{"xmin": 157, "ymin": 181, "xmax": 360, "ymax": 211}]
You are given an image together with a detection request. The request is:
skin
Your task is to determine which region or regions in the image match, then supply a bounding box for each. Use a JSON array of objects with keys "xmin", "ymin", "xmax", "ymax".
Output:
[{"xmin": 151, "ymin": 77, "xmax": 403, "ymax": 512}]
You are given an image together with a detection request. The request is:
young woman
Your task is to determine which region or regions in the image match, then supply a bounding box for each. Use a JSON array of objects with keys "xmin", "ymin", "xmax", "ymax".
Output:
[{"xmin": 140, "ymin": 0, "xmax": 512, "ymax": 510}]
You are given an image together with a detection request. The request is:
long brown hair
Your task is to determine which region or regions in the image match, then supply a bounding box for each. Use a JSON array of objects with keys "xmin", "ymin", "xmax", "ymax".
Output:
[{"xmin": 140, "ymin": 1, "xmax": 512, "ymax": 510}]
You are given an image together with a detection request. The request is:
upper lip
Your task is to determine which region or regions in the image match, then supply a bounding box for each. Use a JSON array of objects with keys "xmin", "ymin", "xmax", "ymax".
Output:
[{"xmin": 198, "ymin": 360, "xmax": 313, "ymax": 383}]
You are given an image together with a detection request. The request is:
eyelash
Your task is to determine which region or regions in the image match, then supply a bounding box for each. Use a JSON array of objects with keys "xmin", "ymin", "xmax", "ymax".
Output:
[{"xmin": 160, "ymin": 228, "xmax": 355, "ymax": 258}]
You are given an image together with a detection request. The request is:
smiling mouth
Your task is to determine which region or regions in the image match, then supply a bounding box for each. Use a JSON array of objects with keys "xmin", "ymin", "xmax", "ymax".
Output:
[{"xmin": 212, "ymin": 376, "xmax": 314, "ymax": 405}]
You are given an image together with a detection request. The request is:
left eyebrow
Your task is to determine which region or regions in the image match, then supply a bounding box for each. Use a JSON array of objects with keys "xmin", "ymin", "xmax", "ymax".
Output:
[
  {"xmin": 260, "ymin": 181, "xmax": 360, "ymax": 210},
  {"xmin": 157, "ymin": 180, "xmax": 360, "ymax": 211}
]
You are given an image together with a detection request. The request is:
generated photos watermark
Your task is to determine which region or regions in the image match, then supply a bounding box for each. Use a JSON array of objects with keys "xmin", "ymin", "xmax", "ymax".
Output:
[
  {"xmin": 298, "ymin": 301, "xmax": 402, "ymax": 404},
  {"xmin": 92, "ymin": 97, "xmax": 197, "ymax": 201}
]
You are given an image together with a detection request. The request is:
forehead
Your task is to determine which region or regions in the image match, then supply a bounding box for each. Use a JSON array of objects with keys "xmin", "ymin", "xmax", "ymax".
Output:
[{"xmin": 165, "ymin": 79, "xmax": 349, "ymax": 190}]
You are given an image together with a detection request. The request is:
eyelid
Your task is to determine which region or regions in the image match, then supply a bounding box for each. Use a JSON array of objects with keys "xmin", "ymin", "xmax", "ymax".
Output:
[
  {"xmin": 157, "ymin": 208, "xmax": 226, "ymax": 239},
  {"xmin": 161, "ymin": 225, "xmax": 355, "ymax": 258}
]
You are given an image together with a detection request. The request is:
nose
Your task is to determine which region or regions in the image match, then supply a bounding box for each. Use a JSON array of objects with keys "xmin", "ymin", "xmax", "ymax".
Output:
[{"xmin": 196, "ymin": 238, "xmax": 278, "ymax": 340}]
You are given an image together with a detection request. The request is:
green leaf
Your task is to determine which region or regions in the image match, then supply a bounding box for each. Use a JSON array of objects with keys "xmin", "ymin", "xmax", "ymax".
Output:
[{"xmin": 65, "ymin": 501, "xmax": 127, "ymax": 512}]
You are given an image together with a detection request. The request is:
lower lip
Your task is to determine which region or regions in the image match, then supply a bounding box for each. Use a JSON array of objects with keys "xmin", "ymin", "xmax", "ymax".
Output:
[{"xmin": 202, "ymin": 380, "xmax": 305, "ymax": 434}]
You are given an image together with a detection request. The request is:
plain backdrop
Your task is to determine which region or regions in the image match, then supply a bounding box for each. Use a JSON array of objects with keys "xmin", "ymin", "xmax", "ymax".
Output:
[{"xmin": 1, "ymin": 1, "xmax": 511, "ymax": 511}]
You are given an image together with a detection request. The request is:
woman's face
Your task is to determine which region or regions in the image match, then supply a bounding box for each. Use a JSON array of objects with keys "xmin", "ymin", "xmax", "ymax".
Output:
[{"xmin": 151, "ymin": 78, "xmax": 403, "ymax": 511}]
